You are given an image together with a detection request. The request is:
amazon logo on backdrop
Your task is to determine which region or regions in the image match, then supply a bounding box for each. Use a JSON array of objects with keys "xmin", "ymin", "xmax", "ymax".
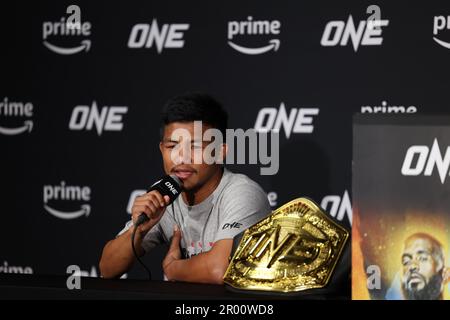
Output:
[
  {"xmin": 43, "ymin": 182, "xmax": 91, "ymax": 220},
  {"xmin": 227, "ymin": 16, "xmax": 281, "ymax": 55},
  {"xmin": 0, "ymin": 97, "xmax": 33, "ymax": 135},
  {"xmin": 42, "ymin": 5, "xmax": 92, "ymax": 55}
]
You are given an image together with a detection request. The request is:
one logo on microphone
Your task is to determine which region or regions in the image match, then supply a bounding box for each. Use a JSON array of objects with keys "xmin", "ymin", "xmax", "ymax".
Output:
[
  {"xmin": 128, "ymin": 19, "xmax": 190, "ymax": 53},
  {"xmin": 68, "ymin": 101, "xmax": 128, "ymax": 135},
  {"xmin": 321, "ymin": 190, "xmax": 352, "ymax": 226},
  {"xmin": 0, "ymin": 97, "xmax": 34, "ymax": 136},
  {"xmin": 433, "ymin": 16, "xmax": 450, "ymax": 49},
  {"xmin": 227, "ymin": 16, "xmax": 281, "ymax": 55},
  {"xmin": 401, "ymin": 139, "xmax": 450, "ymax": 184},
  {"xmin": 254, "ymin": 102, "xmax": 319, "ymax": 139},
  {"xmin": 42, "ymin": 6, "xmax": 92, "ymax": 55},
  {"xmin": 165, "ymin": 181, "xmax": 179, "ymax": 195},
  {"xmin": 43, "ymin": 181, "xmax": 91, "ymax": 220}
]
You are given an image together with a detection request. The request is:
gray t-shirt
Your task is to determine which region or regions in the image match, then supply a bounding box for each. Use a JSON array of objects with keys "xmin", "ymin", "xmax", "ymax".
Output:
[{"xmin": 119, "ymin": 168, "xmax": 271, "ymax": 258}]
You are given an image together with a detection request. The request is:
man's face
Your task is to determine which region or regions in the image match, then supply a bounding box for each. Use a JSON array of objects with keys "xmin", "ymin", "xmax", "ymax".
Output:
[
  {"xmin": 401, "ymin": 237, "xmax": 443, "ymax": 299},
  {"xmin": 159, "ymin": 121, "xmax": 224, "ymax": 192}
]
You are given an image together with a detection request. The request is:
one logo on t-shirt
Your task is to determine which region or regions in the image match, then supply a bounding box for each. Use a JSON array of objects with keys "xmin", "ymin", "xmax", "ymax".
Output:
[{"xmin": 222, "ymin": 222, "xmax": 243, "ymax": 230}]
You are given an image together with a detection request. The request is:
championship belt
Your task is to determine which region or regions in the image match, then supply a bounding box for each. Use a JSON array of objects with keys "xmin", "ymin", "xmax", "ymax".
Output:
[{"xmin": 223, "ymin": 197, "xmax": 349, "ymax": 293}]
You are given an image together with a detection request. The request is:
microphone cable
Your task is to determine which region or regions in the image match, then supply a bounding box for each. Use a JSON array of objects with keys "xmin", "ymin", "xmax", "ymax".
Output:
[
  {"xmin": 129, "ymin": 174, "xmax": 183, "ymax": 280},
  {"xmin": 131, "ymin": 216, "xmax": 152, "ymax": 280}
]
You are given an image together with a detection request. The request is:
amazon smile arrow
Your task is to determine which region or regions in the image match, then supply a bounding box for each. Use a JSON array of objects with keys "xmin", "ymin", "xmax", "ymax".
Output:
[
  {"xmin": 44, "ymin": 204, "xmax": 91, "ymax": 220},
  {"xmin": 0, "ymin": 120, "xmax": 33, "ymax": 135},
  {"xmin": 43, "ymin": 39, "xmax": 91, "ymax": 55},
  {"xmin": 228, "ymin": 39, "xmax": 280, "ymax": 55}
]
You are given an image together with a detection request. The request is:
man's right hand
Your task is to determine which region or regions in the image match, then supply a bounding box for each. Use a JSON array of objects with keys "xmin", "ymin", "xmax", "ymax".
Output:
[{"xmin": 131, "ymin": 190, "xmax": 171, "ymax": 236}]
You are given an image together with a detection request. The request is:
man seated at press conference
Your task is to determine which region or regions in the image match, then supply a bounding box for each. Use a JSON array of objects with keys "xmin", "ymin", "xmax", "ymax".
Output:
[{"xmin": 99, "ymin": 93, "xmax": 271, "ymax": 284}]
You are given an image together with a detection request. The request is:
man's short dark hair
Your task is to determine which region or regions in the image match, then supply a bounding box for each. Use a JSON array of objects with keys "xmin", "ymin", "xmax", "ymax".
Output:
[{"xmin": 160, "ymin": 92, "xmax": 228, "ymax": 139}]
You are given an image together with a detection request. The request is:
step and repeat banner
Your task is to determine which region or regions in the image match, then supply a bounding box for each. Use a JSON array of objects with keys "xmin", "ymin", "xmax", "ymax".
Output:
[
  {"xmin": 353, "ymin": 115, "xmax": 450, "ymax": 300},
  {"xmin": 1, "ymin": 0, "xmax": 450, "ymax": 296}
]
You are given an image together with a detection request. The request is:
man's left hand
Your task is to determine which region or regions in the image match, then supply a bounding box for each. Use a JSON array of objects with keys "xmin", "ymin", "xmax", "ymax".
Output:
[{"xmin": 162, "ymin": 225, "xmax": 182, "ymax": 278}]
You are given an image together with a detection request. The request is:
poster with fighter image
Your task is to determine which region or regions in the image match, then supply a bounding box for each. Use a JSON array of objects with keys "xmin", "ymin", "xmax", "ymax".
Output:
[{"xmin": 352, "ymin": 115, "xmax": 450, "ymax": 300}]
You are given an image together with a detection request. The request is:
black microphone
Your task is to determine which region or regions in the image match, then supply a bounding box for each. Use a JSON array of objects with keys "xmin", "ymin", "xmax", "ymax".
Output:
[{"xmin": 135, "ymin": 174, "xmax": 183, "ymax": 226}]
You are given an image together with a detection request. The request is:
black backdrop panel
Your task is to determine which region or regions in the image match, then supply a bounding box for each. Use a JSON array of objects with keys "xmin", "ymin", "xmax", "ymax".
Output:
[{"xmin": 1, "ymin": 1, "xmax": 450, "ymax": 296}]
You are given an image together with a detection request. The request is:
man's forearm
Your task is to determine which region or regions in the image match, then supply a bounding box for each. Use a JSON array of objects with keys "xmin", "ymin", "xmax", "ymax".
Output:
[
  {"xmin": 164, "ymin": 252, "xmax": 228, "ymax": 284},
  {"xmin": 99, "ymin": 227, "xmax": 145, "ymax": 279}
]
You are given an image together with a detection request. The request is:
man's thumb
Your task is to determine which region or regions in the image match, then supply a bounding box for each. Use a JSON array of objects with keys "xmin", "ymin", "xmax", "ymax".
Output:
[{"xmin": 170, "ymin": 225, "xmax": 181, "ymax": 246}]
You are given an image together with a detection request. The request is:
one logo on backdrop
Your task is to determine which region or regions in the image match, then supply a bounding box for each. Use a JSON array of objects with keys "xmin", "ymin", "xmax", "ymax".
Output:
[
  {"xmin": 128, "ymin": 19, "xmax": 190, "ymax": 53},
  {"xmin": 361, "ymin": 100, "xmax": 417, "ymax": 114},
  {"xmin": 227, "ymin": 16, "xmax": 281, "ymax": 55},
  {"xmin": 401, "ymin": 139, "xmax": 450, "ymax": 184},
  {"xmin": 254, "ymin": 102, "xmax": 319, "ymax": 138},
  {"xmin": 321, "ymin": 190, "xmax": 352, "ymax": 226},
  {"xmin": 0, "ymin": 261, "xmax": 33, "ymax": 274},
  {"xmin": 433, "ymin": 16, "xmax": 450, "ymax": 49},
  {"xmin": 321, "ymin": 15, "xmax": 389, "ymax": 51},
  {"xmin": 69, "ymin": 101, "xmax": 128, "ymax": 135},
  {"xmin": 43, "ymin": 181, "xmax": 91, "ymax": 219},
  {"xmin": 0, "ymin": 97, "xmax": 33, "ymax": 135},
  {"xmin": 42, "ymin": 6, "xmax": 92, "ymax": 55}
]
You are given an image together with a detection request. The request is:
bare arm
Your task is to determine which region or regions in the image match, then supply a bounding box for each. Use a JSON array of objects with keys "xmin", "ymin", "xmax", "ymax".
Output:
[
  {"xmin": 99, "ymin": 227, "xmax": 144, "ymax": 279},
  {"xmin": 162, "ymin": 227, "xmax": 232, "ymax": 284},
  {"xmin": 99, "ymin": 192, "xmax": 170, "ymax": 279}
]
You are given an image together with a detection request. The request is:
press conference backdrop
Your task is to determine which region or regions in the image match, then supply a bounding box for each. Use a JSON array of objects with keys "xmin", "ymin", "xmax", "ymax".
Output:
[{"xmin": 1, "ymin": 0, "xmax": 449, "ymax": 294}]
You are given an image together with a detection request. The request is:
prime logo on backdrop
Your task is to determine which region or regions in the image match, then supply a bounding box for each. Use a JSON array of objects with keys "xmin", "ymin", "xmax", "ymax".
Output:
[
  {"xmin": 43, "ymin": 182, "xmax": 91, "ymax": 220},
  {"xmin": 227, "ymin": 16, "xmax": 281, "ymax": 55},
  {"xmin": 0, "ymin": 97, "xmax": 33, "ymax": 135},
  {"xmin": 42, "ymin": 5, "xmax": 92, "ymax": 55},
  {"xmin": 433, "ymin": 15, "xmax": 450, "ymax": 49}
]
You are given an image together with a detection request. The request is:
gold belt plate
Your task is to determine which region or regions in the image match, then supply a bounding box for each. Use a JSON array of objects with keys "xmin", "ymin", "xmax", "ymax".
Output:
[{"xmin": 223, "ymin": 197, "xmax": 349, "ymax": 293}]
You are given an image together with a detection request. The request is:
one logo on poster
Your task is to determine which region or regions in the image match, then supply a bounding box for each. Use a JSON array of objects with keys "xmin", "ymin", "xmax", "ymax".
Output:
[
  {"xmin": 42, "ymin": 6, "xmax": 92, "ymax": 55},
  {"xmin": 433, "ymin": 16, "xmax": 450, "ymax": 49},
  {"xmin": 0, "ymin": 97, "xmax": 33, "ymax": 135},
  {"xmin": 43, "ymin": 181, "xmax": 91, "ymax": 219},
  {"xmin": 128, "ymin": 19, "xmax": 190, "ymax": 53},
  {"xmin": 227, "ymin": 16, "xmax": 281, "ymax": 55},
  {"xmin": 320, "ymin": 15, "xmax": 389, "ymax": 51},
  {"xmin": 254, "ymin": 102, "xmax": 319, "ymax": 139},
  {"xmin": 68, "ymin": 101, "xmax": 128, "ymax": 135},
  {"xmin": 401, "ymin": 138, "xmax": 450, "ymax": 184}
]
